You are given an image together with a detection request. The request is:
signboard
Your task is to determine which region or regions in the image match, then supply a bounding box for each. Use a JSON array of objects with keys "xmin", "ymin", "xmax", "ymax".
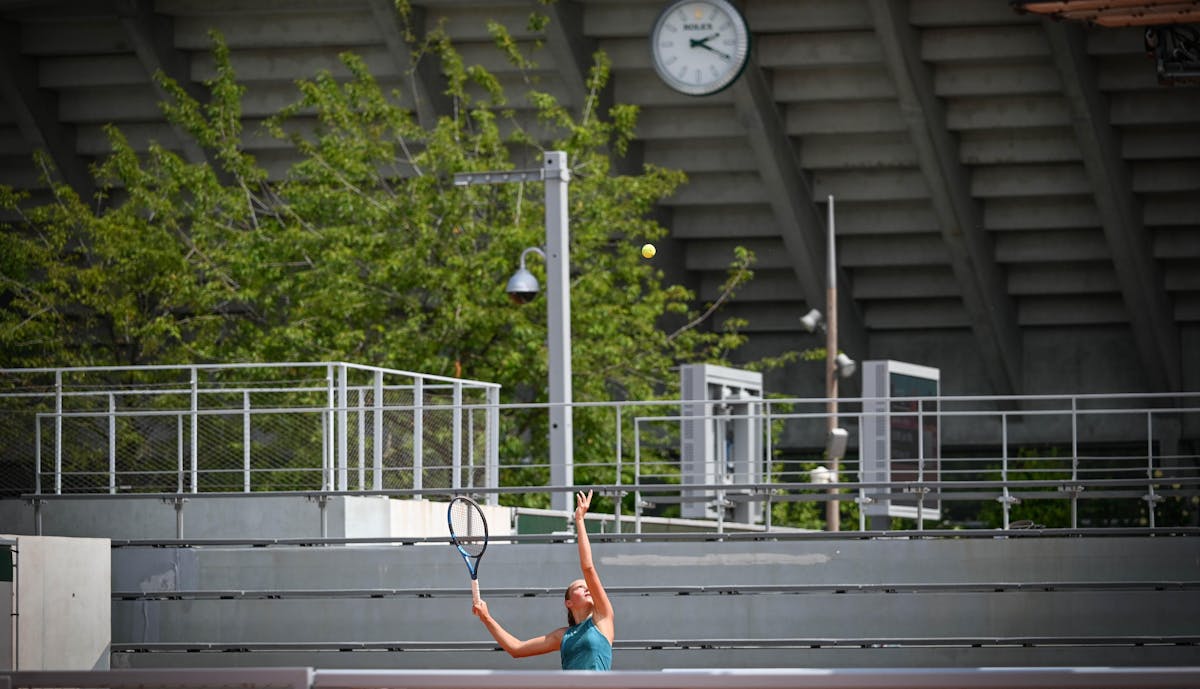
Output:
[{"xmin": 861, "ymin": 360, "xmax": 940, "ymax": 521}]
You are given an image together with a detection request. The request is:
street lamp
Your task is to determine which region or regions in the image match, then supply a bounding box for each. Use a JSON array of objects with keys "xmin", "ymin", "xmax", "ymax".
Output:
[
  {"xmin": 455, "ymin": 151, "xmax": 574, "ymax": 512},
  {"xmin": 798, "ymin": 195, "xmax": 854, "ymax": 531}
]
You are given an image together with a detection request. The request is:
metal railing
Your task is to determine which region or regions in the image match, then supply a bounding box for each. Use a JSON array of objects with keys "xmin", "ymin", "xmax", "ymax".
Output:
[
  {"xmin": 2, "ymin": 364, "xmax": 1198, "ymax": 533},
  {"xmin": 0, "ymin": 363, "xmax": 500, "ymax": 498}
]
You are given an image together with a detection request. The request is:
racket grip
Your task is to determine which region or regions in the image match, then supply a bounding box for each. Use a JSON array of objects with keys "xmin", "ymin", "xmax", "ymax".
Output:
[{"xmin": 471, "ymin": 578, "xmax": 480, "ymax": 605}]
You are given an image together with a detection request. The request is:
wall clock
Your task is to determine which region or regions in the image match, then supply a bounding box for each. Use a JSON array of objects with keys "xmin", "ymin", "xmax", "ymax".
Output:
[{"xmin": 650, "ymin": 0, "xmax": 751, "ymax": 96}]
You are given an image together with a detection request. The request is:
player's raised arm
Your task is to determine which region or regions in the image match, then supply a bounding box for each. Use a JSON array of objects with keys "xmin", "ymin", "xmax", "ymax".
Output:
[{"xmin": 574, "ymin": 489, "xmax": 614, "ymax": 640}]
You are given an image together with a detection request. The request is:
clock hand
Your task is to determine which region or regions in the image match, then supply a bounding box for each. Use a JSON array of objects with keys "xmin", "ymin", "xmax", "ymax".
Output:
[
  {"xmin": 694, "ymin": 41, "xmax": 732, "ymax": 61},
  {"xmin": 689, "ymin": 33, "xmax": 719, "ymax": 48}
]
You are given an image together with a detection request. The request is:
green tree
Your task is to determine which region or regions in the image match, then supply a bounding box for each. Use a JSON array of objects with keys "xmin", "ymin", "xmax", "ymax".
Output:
[{"xmin": 0, "ymin": 10, "xmax": 794, "ymax": 509}]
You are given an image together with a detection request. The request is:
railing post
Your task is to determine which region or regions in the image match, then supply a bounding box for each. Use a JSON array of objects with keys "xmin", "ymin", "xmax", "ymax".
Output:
[
  {"xmin": 763, "ymin": 400, "xmax": 772, "ymax": 531},
  {"xmin": 324, "ymin": 364, "xmax": 334, "ymax": 491},
  {"xmin": 190, "ymin": 367, "xmax": 198, "ymax": 493},
  {"xmin": 916, "ymin": 399, "xmax": 925, "ymax": 531},
  {"xmin": 109, "ymin": 393, "xmax": 117, "ymax": 494},
  {"xmin": 34, "ymin": 414, "xmax": 42, "ymax": 495},
  {"xmin": 358, "ymin": 387, "xmax": 366, "ymax": 491},
  {"xmin": 173, "ymin": 496, "xmax": 186, "ymax": 539},
  {"xmin": 413, "ymin": 376, "xmax": 423, "ymax": 498},
  {"xmin": 338, "ymin": 364, "xmax": 349, "ymax": 492},
  {"xmin": 1070, "ymin": 396, "xmax": 1079, "ymax": 529},
  {"xmin": 54, "ymin": 369, "xmax": 62, "ymax": 494},
  {"xmin": 177, "ymin": 414, "xmax": 184, "ymax": 493},
  {"xmin": 614, "ymin": 404, "xmax": 622, "ymax": 534},
  {"xmin": 373, "ymin": 370, "xmax": 384, "ymax": 491},
  {"xmin": 634, "ymin": 417, "xmax": 643, "ymax": 536},
  {"xmin": 1000, "ymin": 413, "xmax": 1012, "ymax": 529},
  {"xmin": 243, "ymin": 389, "xmax": 251, "ymax": 493},
  {"xmin": 452, "ymin": 381, "xmax": 463, "ymax": 491},
  {"xmin": 1146, "ymin": 410, "xmax": 1159, "ymax": 528},
  {"xmin": 487, "ymin": 386, "xmax": 499, "ymax": 506}
]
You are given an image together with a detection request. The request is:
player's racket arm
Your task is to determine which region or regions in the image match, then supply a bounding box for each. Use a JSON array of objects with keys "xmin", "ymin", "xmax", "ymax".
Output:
[{"xmin": 478, "ymin": 616, "xmax": 564, "ymax": 659}]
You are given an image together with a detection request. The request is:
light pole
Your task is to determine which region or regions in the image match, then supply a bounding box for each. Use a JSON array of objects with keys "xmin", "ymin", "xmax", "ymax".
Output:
[
  {"xmin": 454, "ymin": 151, "xmax": 574, "ymax": 512},
  {"xmin": 824, "ymin": 194, "xmax": 840, "ymax": 532},
  {"xmin": 800, "ymin": 195, "xmax": 856, "ymax": 531}
]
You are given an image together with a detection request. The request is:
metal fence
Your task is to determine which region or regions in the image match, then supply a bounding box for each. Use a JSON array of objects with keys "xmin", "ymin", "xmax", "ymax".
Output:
[
  {"xmin": 0, "ymin": 363, "xmax": 500, "ymax": 497},
  {"xmin": 2, "ymin": 364, "xmax": 1198, "ymax": 532}
]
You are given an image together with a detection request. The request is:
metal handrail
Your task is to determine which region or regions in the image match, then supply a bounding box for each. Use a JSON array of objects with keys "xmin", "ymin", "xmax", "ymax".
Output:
[
  {"xmin": 111, "ymin": 580, "xmax": 1200, "ymax": 600},
  {"xmin": 5, "ymin": 367, "xmax": 1199, "ymax": 533},
  {"xmin": 104, "ymin": 636, "xmax": 1200, "ymax": 653}
]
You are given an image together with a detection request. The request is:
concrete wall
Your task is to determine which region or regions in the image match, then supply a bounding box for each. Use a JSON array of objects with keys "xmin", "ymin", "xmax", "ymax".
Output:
[
  {"xmin": 0, "ymin": 496, "xmax": 513, "ymax": 541},
  {"xmin": 0, "ymin": 535, "xmax": 110, "ymax": 670},
  {"xmin": 0, "ymin": 540, "xmax": 10, "ymax": 669},
  {"xmin": 109, "ymin": 536, "xmax": 1200, "ymax": 670}
]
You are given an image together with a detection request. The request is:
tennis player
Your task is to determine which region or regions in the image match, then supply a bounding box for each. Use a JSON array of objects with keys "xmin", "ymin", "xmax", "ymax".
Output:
[{"xmin": 471, "ymin": 489, "xmax": 614, "ymax": 670}]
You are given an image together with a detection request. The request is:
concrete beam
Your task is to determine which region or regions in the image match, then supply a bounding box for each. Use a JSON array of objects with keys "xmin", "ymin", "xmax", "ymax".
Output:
[
  {"xmin": 542, "ymin": 0, "xmax": 609, "ymax": 117},
  {"xmin": 730, "ymin": 57, "xmax": 869, "ymax": 359},
  {"xmin": 0, "ymin": 21, "xmax": 94, "ymax": 199},
  {"xmin": 868, "ymin": 0, "xmax": 1022, "ymax": 395},
  {"xmin": 115, "ymin": 0, "xmax": 208, "ymax": 164},
  {"xmin": 367, "ymin": 0, "xmax": 448, "ymax": 130},
  {"xmin": 1043, "ymin": 21, "xmax": 1181, "ymax": 392}
]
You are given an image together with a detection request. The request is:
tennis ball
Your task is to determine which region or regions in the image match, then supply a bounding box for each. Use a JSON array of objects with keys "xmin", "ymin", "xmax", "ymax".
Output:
[{"xmin": 641, "ymin": 243, "xmax": 656, "ymax": 259}]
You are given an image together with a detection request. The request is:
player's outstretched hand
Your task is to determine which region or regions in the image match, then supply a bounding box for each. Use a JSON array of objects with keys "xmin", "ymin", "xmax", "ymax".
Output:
[
  {"xmin": 473, "ymin": 598, "xmax": 489, "ymax": 620},
  {"xmin": 574, "ymin": 489, "xmax": 593, "ymax": 522}
]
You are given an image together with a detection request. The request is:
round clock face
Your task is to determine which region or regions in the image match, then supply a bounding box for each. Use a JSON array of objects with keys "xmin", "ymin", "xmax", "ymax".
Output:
[{"xmin": 650, "ymin": 0, "xmax": 751, "ymax": 96}]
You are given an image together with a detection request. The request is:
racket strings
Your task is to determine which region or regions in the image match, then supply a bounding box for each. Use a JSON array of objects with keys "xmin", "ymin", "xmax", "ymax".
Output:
[{"xmin": 450, "ymin": 501, "xmax": 487, "ymax": 556}]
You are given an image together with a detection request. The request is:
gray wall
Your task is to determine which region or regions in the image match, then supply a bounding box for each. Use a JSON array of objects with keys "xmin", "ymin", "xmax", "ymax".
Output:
[
  {"xmin": 2, "ymin": 535, "xmax": 110, "ymax": 670},
  {"xmin": 110, "ymin": 536, "xmax": 1199, "ymax": 670}
]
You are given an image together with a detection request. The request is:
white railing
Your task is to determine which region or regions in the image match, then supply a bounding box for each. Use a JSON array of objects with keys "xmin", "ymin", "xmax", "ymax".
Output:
[
  {"xmin": 2, "ymin": 364, "xmax": 1198, "ymax": 533},
  {"xmin": 4, "ymin": 667, "xmax": 1200, "ymax": 689},
  {"xmin": 0, "ymin": 363, "xmax": 500, "ymax": 499}
]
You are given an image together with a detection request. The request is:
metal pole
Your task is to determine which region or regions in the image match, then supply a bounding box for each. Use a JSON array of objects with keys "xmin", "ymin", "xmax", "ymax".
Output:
[
  {"xmin": 452, "ymin": 154, "xmax": 573, "ymax": 511},
  {"xmin": 452, "ymin": 381, "xmax": 463, "ymax": 492},
  {"xmin": 413, "ymin": 376, "xmax": 424, "ymax": 498},
  {"xmin": 545, "ymin": 151, "xmax": 574, "ymax": 512},
  {"xmin": 108, "ymin": 393, "xmax": 116, "ymax": 494},
  {"xmin": 190, "ymin": 368, "xmax": 198, "ymax": 493},
  {"xmin": 54, "ymin": 370, "xmax": 62, "ymax": 494},
  {"xmin": 243, "ymin": 390, "xmax": 251, "ymax": 493},
  {"xmin": 357, "ymin": 388, "xmax": 366, "ymax": 491},
  {"xmin": 487, "ymin": 386, "xmax": 500, "ymax": 506},
  {"xmin": 337, "ymin": 364, "xmax": 348, "ymax": 491},
  {"xmin": 177, "ymin": 414, "xmax": 184, "ymax": 493},
  {"xmin": 825, "ymin": 195, "xmax": 840, "ymax": 532},
  {"xmin": 373, "ymin": 371, "xmax": 383, "ymax": 491},
  {"xmin": 35, "ymin": 415, "xmax": 41, "ymax": 495}
]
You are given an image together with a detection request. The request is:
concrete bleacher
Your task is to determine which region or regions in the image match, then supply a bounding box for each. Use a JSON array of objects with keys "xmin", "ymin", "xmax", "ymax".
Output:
[{"xmin": 108, "ymin": 532, "xmax": 1200, "ymax": 670}]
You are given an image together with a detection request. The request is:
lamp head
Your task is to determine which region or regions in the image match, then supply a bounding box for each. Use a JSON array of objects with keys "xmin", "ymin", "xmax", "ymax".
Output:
[
  {"xmin": 505, "ymin": 268, "xmax": 540, "ymax": 304},
  {"xmin": 825, "ymin": 428, "xmax": 848, "ymax": 462},
  {"xmin": 835, "ymin": 352, "xmax": 857, "ymax": 379},
  {"xmin": 800, "ymin": 308, "xmax": 823, "ymax": 333}
]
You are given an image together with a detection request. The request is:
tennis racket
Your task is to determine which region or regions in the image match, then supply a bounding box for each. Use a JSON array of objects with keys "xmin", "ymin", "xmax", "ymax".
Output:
[{"xmin": 448, "ymin": 495, "xmax": 489, "ymax": 605}]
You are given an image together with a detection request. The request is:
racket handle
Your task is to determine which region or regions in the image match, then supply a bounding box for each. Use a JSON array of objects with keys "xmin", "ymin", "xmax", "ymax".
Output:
[{"xmin": 471, "ymin": 578, "xmax": 480, "ymax": 605}]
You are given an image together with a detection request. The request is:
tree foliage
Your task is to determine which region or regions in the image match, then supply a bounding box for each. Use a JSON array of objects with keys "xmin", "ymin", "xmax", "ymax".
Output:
[{"xmin": 0, "ymin": 8, "xmax": 805, "ymax": 512}]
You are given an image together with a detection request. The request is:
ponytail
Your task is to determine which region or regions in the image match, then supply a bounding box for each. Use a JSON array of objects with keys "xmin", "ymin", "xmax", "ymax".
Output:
[{"xmin": 564, "ymin": 585, "xmax": 576, "ymax": 626}]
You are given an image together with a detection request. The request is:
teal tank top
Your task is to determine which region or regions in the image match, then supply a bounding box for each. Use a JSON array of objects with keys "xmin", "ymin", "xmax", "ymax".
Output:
[{"xmin": 559, "ymin": 617, "xmax": 612, "ymax": 670}]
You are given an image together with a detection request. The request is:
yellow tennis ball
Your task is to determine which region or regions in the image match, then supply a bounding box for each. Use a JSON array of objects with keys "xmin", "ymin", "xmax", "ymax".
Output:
[{"xmin": 641, "ymin": 243, "xmax": 656, "ymax": 259}]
